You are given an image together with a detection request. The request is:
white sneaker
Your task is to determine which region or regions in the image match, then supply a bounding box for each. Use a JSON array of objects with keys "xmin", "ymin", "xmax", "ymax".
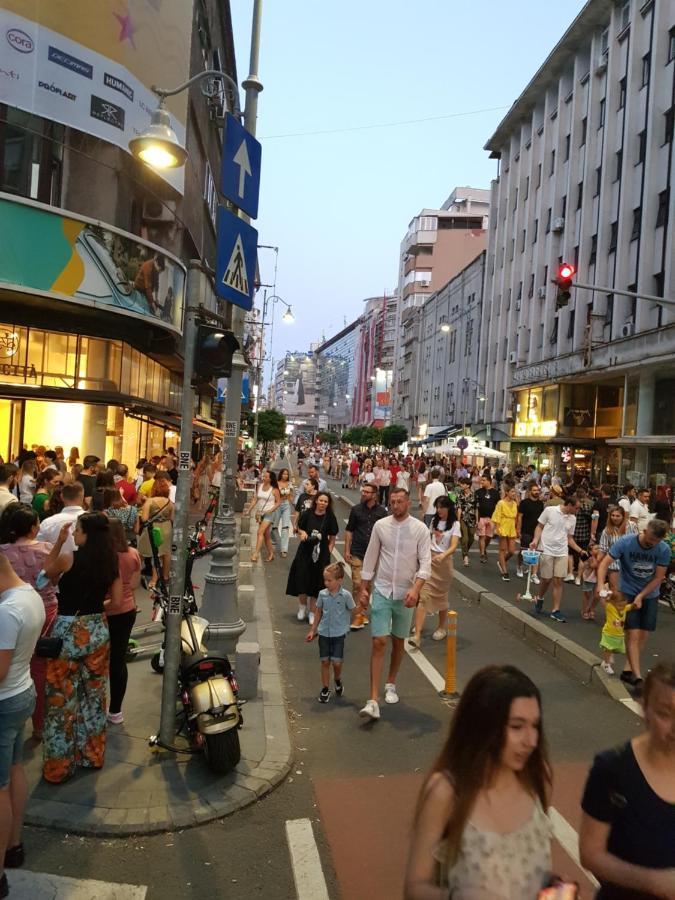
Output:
[
  {"xmin": 308, "ymin": 611, "xmax": 315, "ymax": 626},
  {"xmin": 384, "ymin": 683, "xmax": 399, "ymax": 704},
  {"xmin": 463, "ymin": 555, "xmax": 469, "ymax": 567},
  {"xmin": 564, "ymin": 574, "xmax": 575, "ymax": 583},
  {"xmin": 531, "ymin": 574, "xmax": 540, "ymax": 585},
  {"xmin": 297, "ymin": 605, "xmax": 307, "ymax": 621},
  {"xmin": 574, "ymin": 575, "xmax": 582, "ymax": 586},
  {"xmin": 431, "ymin": 629, "xmax": 447, "ymax": 641},
  {"xmin": 107, "ymin": 711, "xmax": 124, "ymax": 725},
  {"xmin": 601, "ymin": 661, "xmax": 614, "ymax": 675},
  {"xmin": 516, "ymin": 567, "xmax": 524, "ymax": 578},
  {"xmin": 359, "ymin": 699, "xmax": 380, "ymax": 720}
]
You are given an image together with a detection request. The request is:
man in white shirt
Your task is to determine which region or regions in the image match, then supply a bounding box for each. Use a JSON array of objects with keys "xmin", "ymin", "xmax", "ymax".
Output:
[
  {"xmin": 358, "ymin": 487, "xmax": 431, "ymax": 720},
  {"xmin": 36, "ymin": 482, "xmax": 84, "ymax": 553},
  {"xmin": 629, "ymin": 488, "xmax": 654, "ymax": 532},
  {"xmin": 529, "ymin": 495, "xmax": 589, "ymax": 624},
  {"xmin": 0, "ymin": 464, "xmax": 19, "ymax": 515},
  {"xmin": 618, "ymin": 483, "xmax": 636, "ymax": 515},
  {"xmin": 422, "ymin": 468, "xmax": 446, "ymax": 526}
]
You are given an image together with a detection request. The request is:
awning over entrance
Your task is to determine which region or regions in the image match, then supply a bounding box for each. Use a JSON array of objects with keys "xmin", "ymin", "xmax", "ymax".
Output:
[{"xmin": 414, "ymin": 425, "xmax": 463, "ymax": 446}]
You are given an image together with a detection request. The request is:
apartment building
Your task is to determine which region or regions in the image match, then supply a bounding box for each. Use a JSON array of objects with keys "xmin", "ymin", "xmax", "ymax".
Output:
[
  {"xmin": 352, "ymin": 294, "xmax": 397, "ymax": 426},
  {"xmin": 477, "ymin": 0, "xmax": 674, "ymax": 486},
  {"xmin": 392, "ymin": 186, "xmax": 490, "ymax": 431}
]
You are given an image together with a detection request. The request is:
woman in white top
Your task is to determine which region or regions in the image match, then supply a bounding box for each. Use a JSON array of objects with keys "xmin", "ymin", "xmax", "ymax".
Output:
[
  {"xmin": 416, "ymin": 459, "xmax": 428, "ymax": 507},
  {"xmin": 360, "ymin": 460, "xmax": 376, "ymax": 487},
  {"xmin": 376, "ymin": 460, "xmax": 392, "ymax": 507},
  {"xmin": 396, "ymin": 465, "xmax": 412, "ymax": 492},
  {"xmin": 17, "ymin": 461, "xmax": 37, "ymax": 504},
  {"xmin": 274, "ymin": 468, "xmax": 294, "ymax": 558},
  {"xmin": 410, "ymin": 496, "xmax": 460, "ymax": 647},
  {"xmin": 247, "ymin": 470, "xmax": 281, "ymax": 563},
  {"xmin": 405, "ymin": 665, "xmax": 554, "ymax": 900}
]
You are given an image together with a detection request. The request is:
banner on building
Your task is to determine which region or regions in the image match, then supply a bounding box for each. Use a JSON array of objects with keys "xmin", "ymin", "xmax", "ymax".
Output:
[
  {"xmin": 0, "ymin": 1, "xmax": 191, "ymax": 193},
  {"xmin": 0, "ymin": 195, "xmax": 185, "ymax": 331},
  {"xmin": 283, "ymin": 355, "xmax": 316, "ymax": 417}
]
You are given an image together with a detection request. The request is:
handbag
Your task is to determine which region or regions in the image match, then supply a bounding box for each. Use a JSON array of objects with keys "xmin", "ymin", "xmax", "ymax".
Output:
[{"xmin": 35, "ymin": 611, "xmax": 79, "ymax": 659}]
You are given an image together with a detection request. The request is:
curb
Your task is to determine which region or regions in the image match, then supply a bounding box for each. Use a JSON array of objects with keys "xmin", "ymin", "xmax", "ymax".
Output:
[
  {"xmin": 332, "ymin": 486, "xmax": 635, "ymax": 709},
  {"xmin": 25, "ymin": 539, "xmax": 292, "ymax": 837}
]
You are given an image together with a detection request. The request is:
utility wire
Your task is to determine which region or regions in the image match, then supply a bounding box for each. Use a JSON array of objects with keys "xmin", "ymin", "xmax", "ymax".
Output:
[{"xmin": 260, "ymin": 104, "xmax": 510, "ymax": 140}]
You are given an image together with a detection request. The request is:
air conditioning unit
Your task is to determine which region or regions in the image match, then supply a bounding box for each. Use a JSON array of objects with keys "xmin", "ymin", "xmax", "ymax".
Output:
[
  {"xmin": 509, "ymin": 351, "xmax": 518, "ymax": 364},
  {"xmin": 419, "ymin": 280, "xmax": 430, "ymax": 288},
  {"xmin": 537, "ymin": 286, "xmax": 547, "ymax": 299},
  {"xmin": 142, "ymin": 199, "xmax": 176, "ymax": 223},
  {"xmin": 621, "ymin": 321, "xmax": 635, "ymax": 338},
  {"xmin": 552, "ymin": 217, "xmax": 565, "ymax": 232}
]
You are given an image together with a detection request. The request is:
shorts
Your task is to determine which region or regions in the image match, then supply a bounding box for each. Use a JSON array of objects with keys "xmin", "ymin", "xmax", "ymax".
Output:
[
  {"xmin": 520, "ymin": 533, "xmax": 534, "ymax": 551},
  {"xmin": 583, "ymin": 581, "xmax": 596, "ymax": 593},
  {"xmin": 538, "ymin": 554, "xmax": 568, "ymax": 580},
  {"xmin": 600, "ymin": 633, "xmax": 626, "ymax": 653},
  {"xmin": 318, "ymin": 634, "xmax": 345, "ymax": 661},
  {"xmin": 370, "ymin": 588, "xmax": 415, "ymax": 639},
  {"xmin": 349, "ymin": 556, "xmax": 364, "ymax": 593},
  {"xmin": 0, "ymin": 686, "xmax": 35, "ymax": 786},
  {"xmin": 625, "ymin": 595, "xmax": 658, "ymax": 633},
  {"xmin": 476, "ymin": 518, "xmax": 496, "ymax": 538}
]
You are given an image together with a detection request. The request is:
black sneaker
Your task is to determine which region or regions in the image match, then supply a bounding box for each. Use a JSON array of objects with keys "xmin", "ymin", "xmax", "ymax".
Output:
[
  {"xmin": 534, "ymin": 597, "xmax": 543, "ymax": 615},
  {"xmin": 4, "ymin": 843, "xmax": 25, "ymax": 868},
  {"xmin": 501, "ymin": 572, "xmax": 510, "ymax": 582},
  {"xmin": 334, "ymin": 679, "xmax": 344, "ymax": 697},
  {"xmin": 620, "ymin": 671, "xmax": 642, "ymax": 687},
  {"xmin": 318, "ymin": 687, "xmax": 331, "ymax": 703},
  {"xmin": 0, "ymin": 872, "xmax": 7, "ymax": 900}
]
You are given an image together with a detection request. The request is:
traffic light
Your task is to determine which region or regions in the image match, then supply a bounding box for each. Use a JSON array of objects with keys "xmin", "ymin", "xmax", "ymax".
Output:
[
  {"xmin": 554, "ymin": 262, "xmax": 576, "ymax": 309},
  {"xmin": 194, "ymin": 323, "xmax": 239, "ymax": 382}
]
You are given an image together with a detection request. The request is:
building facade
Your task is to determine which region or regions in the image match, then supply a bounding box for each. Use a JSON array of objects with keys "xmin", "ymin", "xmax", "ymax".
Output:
[
  {"xmin": 274, "ymin": 350, "xmax": 319, "ymax": 437},
  {"xmin": 477, "ymin": 0, "xmax": 675, "ymax": 486},
  {"xmin": 392, "ymin": 186, "xmax": 490, "ymax": 431},
  {"xmin": 315, "ymin": 318, "xmax": 360, "ymax": 432},
  {"xmin": 0, "ymin": 0, "xmax": 238, "ymax": 462},
  {"xmin": 352, "ymin": 294, "xmax": 397, "ymax": 426}
]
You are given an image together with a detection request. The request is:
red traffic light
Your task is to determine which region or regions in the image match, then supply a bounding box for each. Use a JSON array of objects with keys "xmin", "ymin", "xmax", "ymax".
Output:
[
  {"xmin": 558, "ymin": 263, "xmax": 576, "ymax": 283},
  {"xmin": 554, "ymin": 263, "xmax": 576, "ymax": 309}
]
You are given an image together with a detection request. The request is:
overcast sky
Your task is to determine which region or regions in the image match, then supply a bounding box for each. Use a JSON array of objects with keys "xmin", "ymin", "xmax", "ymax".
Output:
[{"xmin": 230, "ymin": 0, "xmax": 587, "ymax": 382}]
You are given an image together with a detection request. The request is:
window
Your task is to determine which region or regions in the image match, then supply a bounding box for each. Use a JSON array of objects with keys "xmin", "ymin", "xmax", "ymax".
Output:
[
  {"xmin": 543, "ymin": 264, "xmax": 549, "ymax": 286},
  {"xmin": 595, "ymin": 166, "xmax": 602, "ymax": 196},
  {"xmin": 545, "ymin": 207, "xmax": 552, "ymax": 232},
  {"xmin": 577, "ymin": 182, "xmax": 584, "ymax": 209},
  {"xmin": 513, "ymin": 187, "xmax": 519, "ymax": 210},
  {"xmin": 539, "ymin": 323, "xmax": 545, "ymax": 348},
  {"xmin": 573, "ymin": 245, "xmax": 579, "ymax": 268},
  {"xmin": 618, "ymin": 77, "xmax": 626, "ymax": 110},
  {"xmin": 580, "ymin": 116, "xmax": 587, "ymax": 146},
  {"xmin": 524, "ymin": 176, "xmax": 530, "ymax": 200},
  {"xmin": 517, "ymin": 281, "xmax": 523, "ymax": 300},
  {"xmin": 590, "ymin": 233, "xmax": 597, "ymax": 265},
  {"xmin": 614, "ymin": 149, "xmax": 623, "ymax": 180},
  {"xmin": 609, "ymin": 220, "xmax": 618, "ymax": 251},
  {"xmin": 567, "ymin": 309, "xmax": 576, "ymax": 339},
  {"xmin": 619, "ymin": 1, "xmax": 630, "ymax": 31},
  {"xmin": 656, "ymin": 189, "xmax": 669, "ymax": 228},
  {"xmin": 637, "ymin": 129, "xmax": 646, "ymax": 163},
  {"xmin": 502, "ymin": 338, "xmax": 508, "ymax": 361},
  {"xmin": 564, "ymin": 134, "xmax": 570, "ymax": 160},
  {"xmin": 631, "ymin": 206, "xmax": 641, "ymax": 240},
  {"xmin": 654, "ymin": 270, "xmax": 665, "ymax": 299},
  {"xmin": 528, "ymin": 273, "xmax": 535, "ymax": 298},
  {"xmin": 506, "ymin": 288, "xmax": 512, "ymax": 310},
  {"xmin": 549, "ymin": 318, "xmax": 559, "ymax": 344},
  {"xmin": 510, "ymin": 238, "xmax": 515, "ymax": 260},
  {"xmin": 599, "ymin": 97, "xmax": 606, "ymax": 127},
  {"xmin": 203, "ymin": 161, "xmax": 217, "ymax": 228},
  {"xmin": 605, "ymin": 293, "xmax": 614, "ymax": 327},
  {"xmin": 550, "ymin": 149, "xmax": 556, "ymax": 175},
  {"xmin": 521, "ymin": 228, "xmax": 526, "ymax": 252},
  {"xmin": 664, "ymin": 107, "xmax": 674, "ymax": 145},
  {"xmin": 536, "ymin": 163, "xmax": 542, "ymax": 187},
  {"xmin": 641, "ymin": 53, "xmax": 650, "ymax": 88},
  {"xmin": 600, "ymin": 27, "xmax": 609, "ymax": 58},
  {"xmin": 561, "ymin": 194, "xmax": 567, "ymax": 219},
  {"xmin": 532, "ymin": 218, "xmax": 538, "ymax": 242},
  {"xmin": 669, "ymin": 27, "xmax": 675, "ymax": 64}
]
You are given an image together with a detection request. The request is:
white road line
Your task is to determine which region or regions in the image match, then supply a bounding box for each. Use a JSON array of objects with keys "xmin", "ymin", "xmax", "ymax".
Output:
[
  {"xmin": 404, "ymin": 642, "xmax": 446, "ymax": 692},
  {"xmin": 7, "ymin": 871, "xmax": 147, "ymax": 899},
  {"xmin": 548, "ymin": 808, "xmax": 600, "ymax": 888},
  {"xmin": 285, "ymin": 818, "xmax": 330, "ymax": 900},
  {"xmin": 620, "ymin": 696, "xmax": 645, "ymax": 718}
]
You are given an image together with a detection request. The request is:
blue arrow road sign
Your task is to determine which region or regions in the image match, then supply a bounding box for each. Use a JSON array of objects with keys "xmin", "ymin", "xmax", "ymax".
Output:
[
  {"xmin": 215, "ymin": 206, "xmax": 258, "ymax": 310},
  {"xmin": 221, "ymin": 112, "xmax": 262, "ymax": 219}
]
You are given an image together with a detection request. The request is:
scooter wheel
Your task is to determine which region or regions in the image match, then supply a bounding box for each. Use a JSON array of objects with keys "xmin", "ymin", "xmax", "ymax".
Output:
[
  {"xmin": 203, "ymin": 729, "xmax": 241, "ymax": 774},
  {"xmin": 150, "ymin": 652, "xmax": 164, "ymax": 674}
]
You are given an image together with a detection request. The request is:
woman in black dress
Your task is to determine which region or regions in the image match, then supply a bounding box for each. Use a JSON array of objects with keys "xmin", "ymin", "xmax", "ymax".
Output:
[{"xmin": 286, "ymin": 492, "xmax": 338, "ymax": 626}]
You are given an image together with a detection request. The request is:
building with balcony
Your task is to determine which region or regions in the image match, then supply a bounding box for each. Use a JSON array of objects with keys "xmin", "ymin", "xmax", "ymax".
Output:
[
  {"xmin": 476, "ymin": 0, "xmax": 675, "ymax": 486},
  {"xmin": 352, "ymin": 294, "xmax": 397, "ymax": 426},
  {"xmin": 392, "ymin": 186, "xmax": 490, "ymax": 431},
  {"xmin": 315, "ymin": 319, "xmax": 360, "ymax": 433},
  {"xmin": 0, "ymin": 0, "xmax": 238, "ymax": 462}
]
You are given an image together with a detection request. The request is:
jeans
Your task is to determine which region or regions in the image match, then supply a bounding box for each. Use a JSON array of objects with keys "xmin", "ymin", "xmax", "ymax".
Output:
[
  {"xmin": 276, "ymin": 500, "xmax": 292, "ymax": 553},
  {"xmin": 0, "ymin": 686, "xmax": 35, "ymax": 786}
]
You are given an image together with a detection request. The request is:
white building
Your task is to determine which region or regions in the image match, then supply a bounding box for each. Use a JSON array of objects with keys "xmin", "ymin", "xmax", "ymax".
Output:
[{"xmin": 477, "ymin": 0, "xmax": 675, "ymax": 487}]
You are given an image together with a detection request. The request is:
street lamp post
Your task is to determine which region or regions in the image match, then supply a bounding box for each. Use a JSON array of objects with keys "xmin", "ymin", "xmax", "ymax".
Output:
[{"xmin": 251, "ymin": 291, "xmax": 294, "ymax": 462}]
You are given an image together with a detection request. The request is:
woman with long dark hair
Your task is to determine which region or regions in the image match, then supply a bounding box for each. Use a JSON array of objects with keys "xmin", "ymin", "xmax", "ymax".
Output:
[
  {"xmin": 286, "ymin": 492, "xmax": 338, "ymax": 624},
  {"xmin": 42, "ymin": 512, "xmax": 121, "ymax": 783},
  {"xmin": 105, "ymin": 519, "xmax": 140, "ymax": 725},
  {"xmin": 247, "ymin": 469, "xmax": 281, "ymax": 563},
  {"xmin": 405, "ymin": 665, "xmax": 554, "ymax": 899},
  {"xmin": 275, "ymin": 468, "xmax": 294, "ymax": 558}
]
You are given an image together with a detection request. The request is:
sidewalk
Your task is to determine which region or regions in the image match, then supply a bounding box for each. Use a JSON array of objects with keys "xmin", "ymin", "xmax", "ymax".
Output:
[
  {"xmin": 326, "ymin": 475, "xmax": 670, "ymax": 705},
  {"xmin": 23, "ymin": 531, "xmax": 292, "ymax": 836}
]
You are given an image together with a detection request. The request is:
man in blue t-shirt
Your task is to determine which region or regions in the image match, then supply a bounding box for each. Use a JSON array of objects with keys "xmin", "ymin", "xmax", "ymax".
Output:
[{"xmin": 596, "ymin": 518, "xmax": 670, "ymax": 687}]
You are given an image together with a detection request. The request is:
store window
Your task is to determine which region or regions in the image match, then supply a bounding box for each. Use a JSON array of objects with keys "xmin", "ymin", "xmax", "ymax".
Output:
[
  {"xmin": 596, "ymin": 383, "xmax": 623, "ymax": 437},
  {"xmin": 513, "ymin": 387, "xmax": 559, "ymax": 438},
  {"xmin": 624, "ymin": 377, "xmax": 639, "ymax": 436},
  {"xmin": 649, "ymin": 449, "xmax": 675, "ymax": 489},
  {"xmin": 560, "ymin": 383, "xmax": 595, "ymax": 437},
  {"xmin": 653, "ymin": 377, "xmax": 675, "ymax": 433}
]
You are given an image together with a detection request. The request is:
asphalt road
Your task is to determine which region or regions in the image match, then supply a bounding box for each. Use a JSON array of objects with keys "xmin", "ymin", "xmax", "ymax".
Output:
[{"xmin": 20, "ymin": 488, "xmax": 645, "ymax": 899}]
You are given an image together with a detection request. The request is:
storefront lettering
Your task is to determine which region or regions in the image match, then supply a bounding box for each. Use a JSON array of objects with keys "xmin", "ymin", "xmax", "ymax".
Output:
[{"xmin": 0, "ymin": 362, "xmax": 38, "ymax": 378}]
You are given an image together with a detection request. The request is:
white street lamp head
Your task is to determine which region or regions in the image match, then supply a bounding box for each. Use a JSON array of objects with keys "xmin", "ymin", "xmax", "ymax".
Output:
[
  {"xmin": 440, "ymin": 323, "xmax": 450, "ymax": 333},
  {"xmin": 129, "ymin": 104, "xmax": 187, "ymax": 169},
  {"xmin": 282, "ymin": 306, "xmax": 295, "ymax": 323}
]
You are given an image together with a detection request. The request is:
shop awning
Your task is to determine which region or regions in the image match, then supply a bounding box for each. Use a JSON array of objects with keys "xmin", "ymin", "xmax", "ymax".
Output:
[
  {"xmin": 192, "ymin": 418, "xmax": 224, "ymax": 440},
  {"xmin": 472, "ymin": 424, "xmax": 512, "ymax": 443},
  {"xmin": 421, "ymin": 425, "xmax": 463, "ymax": 446}
]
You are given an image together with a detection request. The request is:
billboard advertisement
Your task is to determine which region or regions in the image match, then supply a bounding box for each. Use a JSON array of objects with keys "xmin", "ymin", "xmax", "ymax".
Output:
[
  {"xmin": 372, "ymin": 369, "xmax": 392, "ymax": 424},
  {"xmin": 0, "ymin": 195, "xmax": 185, "ymax": 332},
  {"xmin": 283, "ymin": 354, "xmax": 316, "ymax": 418},
  {"xmin": 0, "ymin": 1, "xmax": 191, "ymax": 193}
]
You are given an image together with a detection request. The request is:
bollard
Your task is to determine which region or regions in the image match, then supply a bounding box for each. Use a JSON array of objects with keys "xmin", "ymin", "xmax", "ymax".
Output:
[{"xmin": 439, "ymin": 610, "xmax": 460, "ymax": 700}]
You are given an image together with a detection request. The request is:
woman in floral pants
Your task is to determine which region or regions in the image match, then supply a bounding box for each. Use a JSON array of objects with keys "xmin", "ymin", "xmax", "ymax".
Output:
[{"xmin": 42, "ymin": 513, "xmax": 121, "ymax": 783}]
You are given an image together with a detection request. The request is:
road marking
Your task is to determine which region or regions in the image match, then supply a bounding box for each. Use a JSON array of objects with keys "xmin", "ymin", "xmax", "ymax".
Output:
[
  {"xmin": 620, "ymin": 696, "xmax": 645, "ymax": 718},
  {"xmin": 548, "ymin": 808, "xmax": 600, "ymax": 888},
  {"xmin": 285, "ymin": 818, "xmax": 330, "ymax": 900},
  {"xmin": 404, "ymin": 641, "xmax": 446, "ymax": 692},
  {"xmin": 7, "ymin": 871, "xmax": 147, "ymax": 899}
]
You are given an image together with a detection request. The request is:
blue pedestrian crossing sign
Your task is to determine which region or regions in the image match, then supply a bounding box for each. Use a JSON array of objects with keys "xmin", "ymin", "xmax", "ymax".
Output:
[
  {"xmin": 215, "ymin": 207, "xmax": 258, "ymax": 310},
  {"xmin": 221, "ymin": 112, "xmax": 262, "ymax": 219}
]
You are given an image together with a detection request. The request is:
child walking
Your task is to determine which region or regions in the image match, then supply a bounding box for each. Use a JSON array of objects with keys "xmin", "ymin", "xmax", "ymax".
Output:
[
  {"xmin": 598, "ymin": 588, "xmax": 633, "ymax": 675},
  {"xmin": 306, "ymin": 561, "xmax": 355, "ymax": 703},
  {"xmin": 581, "ymin": 545, "xmax": 600, "ymax": 620}
]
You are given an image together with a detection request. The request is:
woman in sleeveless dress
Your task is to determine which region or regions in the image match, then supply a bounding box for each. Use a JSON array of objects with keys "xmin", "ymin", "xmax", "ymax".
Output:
[
  {"xmin": 247, "ymin": 470, "xmax": 281, "ymax": 563},
  {"xmin": 405, "ymin": 665, "xmax": 557, "ymax": 899}
]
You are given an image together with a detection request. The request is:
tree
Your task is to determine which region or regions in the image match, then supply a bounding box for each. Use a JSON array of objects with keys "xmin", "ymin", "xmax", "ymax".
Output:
[
  {"xmin": 254, "ymin": 409, "xmax": 287, "ymax": 455},
  {"xmin": 343, "ymin": 425, "xmax": 381, "ymax": 447},
  {"xmin": 316, "ymin": 430, "xmax": 338, "ymax": 445},
  {"xmin": 381, "ymin": 423, "xmax": 408, "ymax": 449}
]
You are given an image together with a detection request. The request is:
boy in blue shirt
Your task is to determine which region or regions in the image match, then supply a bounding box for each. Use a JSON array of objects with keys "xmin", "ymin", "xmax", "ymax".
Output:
[{"xmin": 306, "ymin": 561, "xmax": 355, "ymax": 702}]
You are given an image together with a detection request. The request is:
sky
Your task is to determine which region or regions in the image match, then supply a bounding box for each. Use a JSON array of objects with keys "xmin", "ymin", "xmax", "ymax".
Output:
[{"xmin": 230, "ymin": 0, "xmax": 587, "ymax": 382}]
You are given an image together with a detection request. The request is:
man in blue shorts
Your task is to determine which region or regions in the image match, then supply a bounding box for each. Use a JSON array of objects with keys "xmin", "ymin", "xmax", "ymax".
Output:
[
  {"xmin": 357, "ymin": 487, "xmax": 431, "ymax": 721},
  {"xmin": 596, "ymin": 518, "xmax": 670, "ymax": 688}
]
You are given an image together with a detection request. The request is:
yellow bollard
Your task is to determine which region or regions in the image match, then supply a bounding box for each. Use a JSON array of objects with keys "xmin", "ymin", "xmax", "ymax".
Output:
[{"xmin": 440, "ymin": 610, "xmax": 460, "ymax": 700}]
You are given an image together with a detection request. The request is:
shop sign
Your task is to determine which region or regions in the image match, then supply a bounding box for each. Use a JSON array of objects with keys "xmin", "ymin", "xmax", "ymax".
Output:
[
  {"xmin": 564, "ymin": 407, "xmax": 593, "ymax": 427},
  {"xmin": 0, "ymin": 361, "xmax": 37, "ymax": 379},
  {"xmin": 513, "ymin": 420, "xmax": 557, "ymax": 438},
  {"xmin": 0, "ymin": 196, "xmax": 185, "ymax": 334}
]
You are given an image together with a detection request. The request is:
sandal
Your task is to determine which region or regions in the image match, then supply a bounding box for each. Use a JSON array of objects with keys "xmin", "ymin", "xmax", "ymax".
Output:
[
  {"xmin": 250, "ymin": 554, "xmax": 258, "ymax": 562},
  {"xmin": 581, "ymin": 611, "xmax": 590, "ymax": 620},
  {"xmin": 266, "ymin": 554, "xmax": 275, "ymax": 562}
]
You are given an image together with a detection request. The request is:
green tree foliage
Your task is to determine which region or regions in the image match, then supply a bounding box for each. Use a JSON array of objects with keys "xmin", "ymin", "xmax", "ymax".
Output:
[
  {"xmin": 342, "ymin": 425, "xmax": 382, "ymax": 447},
  {"xmin": 256, "ymin": 409, "xmax": 287, "ymax": 444},
  {"xmin": 316, "ymin": 430, "xmax": 339, "ymax": 444},
  {"xmin": 380, "ymin": 424, "xmax": 408, "ymax": 449}
]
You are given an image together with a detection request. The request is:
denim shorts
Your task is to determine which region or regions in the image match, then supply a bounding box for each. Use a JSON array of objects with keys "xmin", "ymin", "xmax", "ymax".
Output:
[
  {"xmin": 0, "ymin": 686, "xmax": 36, "ymax": 786},
  {"xmin": 625, "ymin": 595, "xmax": 658, "ymax": 633},
  {"xmin": 318, "ymin": 634, "xmax": 345, "ymax": 661}
]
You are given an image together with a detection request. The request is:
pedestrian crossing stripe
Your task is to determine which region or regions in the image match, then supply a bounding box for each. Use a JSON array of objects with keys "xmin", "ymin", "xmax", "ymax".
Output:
[{"xmin": 221, "ymin": 233, "xmax": 250, "ymax": 296}]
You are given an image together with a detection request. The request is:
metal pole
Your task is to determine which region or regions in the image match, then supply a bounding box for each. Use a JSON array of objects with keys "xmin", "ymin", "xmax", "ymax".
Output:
[
  {"xmin": 158, "ymin": 264, "xmax": 200, "ymax": 745},
  {"xmin": 251, "ymin": 289, "xmax": 267, "ymax": 463},
  {"xmin": 572, "ymin": 281, "xmax": 675, "ymax": 308}
]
